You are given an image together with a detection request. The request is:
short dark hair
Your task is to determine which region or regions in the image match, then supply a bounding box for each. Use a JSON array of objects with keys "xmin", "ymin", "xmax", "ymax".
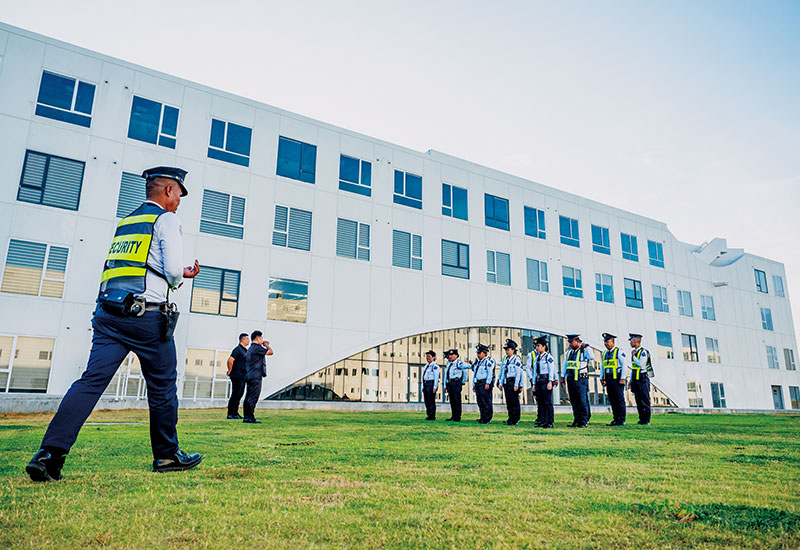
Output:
[
  {"xmin": 239, "ymin": 333, "xmax": 249, "ymax": 342},
  {"xmin": 250, "ymin": 330, "xmax": 262, "ymax": 340},
  {"xmin": 425, "ymin": 350, "xmax": 436, "ymax": 358},
  {"xmin": 145, "ymin": 176, "xmax": 174, "ymax": 198}
]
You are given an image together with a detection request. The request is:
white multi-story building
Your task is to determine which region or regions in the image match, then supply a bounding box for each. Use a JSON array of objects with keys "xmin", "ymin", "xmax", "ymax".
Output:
[{"xmin": 0, "ymin": 22, "xmax": 798, "ymax": 411}]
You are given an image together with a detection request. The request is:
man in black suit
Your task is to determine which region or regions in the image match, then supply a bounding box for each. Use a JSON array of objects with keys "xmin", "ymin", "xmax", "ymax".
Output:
[
  {"xmin": 243, "ymin": 331, "xmax": 273, "ymax": 424},
  {"xmin": 225, "ymin": 333, "xmax": 249, "ymax": 419}
]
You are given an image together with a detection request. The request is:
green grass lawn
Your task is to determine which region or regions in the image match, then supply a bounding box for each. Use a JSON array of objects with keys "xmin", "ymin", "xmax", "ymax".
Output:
[{"xmin": 1, "ymin": 409, "xmax": 799, "ymax": 549}]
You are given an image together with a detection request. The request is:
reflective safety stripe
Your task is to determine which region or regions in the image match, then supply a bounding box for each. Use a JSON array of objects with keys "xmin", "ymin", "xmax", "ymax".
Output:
[
  {"xmin": 632, "ymin": 366, "xmax": 641, "ymax": 380},
  {"xmin": 566, "ymin": 360, "xmax": 580, "ymax": 380},
  {"xmin": 117, "ymin": 214, "xmax": 159, "ymax": 227},
  {"xmin": 632, "ymin": 348, "xmax": 644, "ymax": 379},
  {"xmin": 107, "ymin": 234, "xmax": 152, "ymax": 262},
  {"xmin": 100, "ymin": 266, "xmax": 147, "ymax": 282},
  {"xmin": 602, "ymin": 348, "xmax": 619, "ymax": 379}
]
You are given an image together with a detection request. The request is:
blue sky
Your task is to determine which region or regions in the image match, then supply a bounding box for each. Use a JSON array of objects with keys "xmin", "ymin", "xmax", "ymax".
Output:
[{"xmin": 2, "ymin": 0, "xmax": 799, "ymax": 344}]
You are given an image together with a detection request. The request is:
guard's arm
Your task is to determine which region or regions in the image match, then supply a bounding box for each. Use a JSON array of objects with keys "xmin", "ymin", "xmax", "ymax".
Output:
[
  {"xmin": 226, "ymin": 356, "xmax": 234, "ymax": 375},
  {"xmin": 156, "ymin": 213, "xmax": 186, "ymax": 288}
]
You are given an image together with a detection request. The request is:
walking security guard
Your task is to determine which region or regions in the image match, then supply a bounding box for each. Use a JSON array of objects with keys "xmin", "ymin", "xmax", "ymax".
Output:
[
  {"xmin": 600, "ymin": 333, "xmax": 627, "ymax": 426},
  {"xmin": 629, "ymin": 333, "xmax": 655, "ymax": 425},
  {"xmin": 471, "ymin": 344, "xmax": 496, "ymax": 424},
  {"xmin": 243, "ymin": 331, "xmax": 274, "ymax": 424},
  {"xmin": 497, "ymin": 339, "xmax": 524, "ymax": 425},
  {"xmin": 421, "ymin": 350, "xmax": 440, "ymax": 420},
  {"xmin": 529, "ymin": 336, "xmax": 557, "ymax": 428},
  {"xmin": 560, "ymin": 335, "xmax": 593, "ymax": 428},
  {"xmin": 443, "ymin": 349, "xmax": 469, "ymax": 421},
  {"xmin": 226, "ymin": 333, "xmax": 250, "ymax": 419},
  {"xmin": 26, "ymin": 167, "xmax": 202, "ymax": 481}
]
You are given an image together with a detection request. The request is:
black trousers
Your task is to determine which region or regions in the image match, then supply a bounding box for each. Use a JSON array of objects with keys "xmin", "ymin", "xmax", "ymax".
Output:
[
  {"xmin": 630, "ymin": 377, "xmax": 651, "ymax": 424},
  {"xmin": 243, "ymin": 375, "xmax": 263, "ymax": 420},
  {"xmin": 475, "ymin": 382, "xmax": 493, "ymax": 422},
  {"xmin": 566, "ymin": 376, "xmax": 589, "ymax": 425},
  {"xmin": 41, "ymin": 308, "xmax": 179, "ymax": 459},
  {"xmin": 503, "ymin": 379, "xmax": 521, "ymax": 424},
  {"xmin": 446, "ymin": 381, "xmax": 463, "ymax": 420},
  {"xmin": 605, "ymin": 378, "xmax": 627, "ymax": 424},
  {"xmin": 422, "ymin": 380, "xmax": 437, "ymax": 419},
  {"xmin": 227, "ymin": 376, "xmax": 246, "ymax": 416},
  {"xmin": 535, "ymin": 378, "xmax": 554, "ymax": 426}
]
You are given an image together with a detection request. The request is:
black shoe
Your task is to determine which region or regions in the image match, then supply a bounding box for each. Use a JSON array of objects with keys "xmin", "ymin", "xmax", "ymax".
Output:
[
  {"xmin": 542, "ymin": 424, "xmax": 553, "ymax": 429},
  {"xmin": 242, "ymin": 417, "xmax": 262, "ymax": 424},
  {"xmin": 607, "ymin": 421, "xmax": 619, "ymax": 426},
  {"xmin": 26, "ymin": 449, "xmax": 66, "ymax": 482},
  {"xmin": 152, "ymin": 449, "xmax": 203, "ymax": 473},
  {"xmin": 425, "ymin": 417, "xmax": 436, "ymax": 421},
  {"xmin": 576, "ymin": 423, "xmax": 588, "ymax": 428},
  {"xmin": 637, "ymin": 421, "xmax": 650, "ymax": 425},
  {"xmin": 227, "ymin": 414, "xmax": 243, "ymax": 420},
  {"xmin": 567, "ymin": 422, "xmax": 577, "ymax": 428},
  {"xmin": 445, "ymin": 417, "xmax": 454, "ymax": 422}
]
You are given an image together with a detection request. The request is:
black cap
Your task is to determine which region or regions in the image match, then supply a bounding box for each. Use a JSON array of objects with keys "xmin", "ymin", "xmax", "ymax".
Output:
[
  {"xmin": 602, "ymin": 333, "xmax": 616, "ymax": 341},
  {"xmin": 534, "ymin": 336, "xmax": 548, "ymax": 347},
  {"xmin": 629, "ymin": 333, "xmax": 643, "ymax": 340},
  {"xmin": 476, "ymin": 343, "xmax": 490, "ymax": 354},
  {"xmin": 566, "ymin": 334, "xmax": 581, "ymax": 342},
  {"xmin": 503, "ymin": 339, "xmax": 518, "ymax": 350},
  {"xmin": 142, "ymin": 166, "xmax": 188, "ymax": 196},
  {"xmin": 445, "ymin": 348, "xmax": 459, "ymax": 357},
  {"xmin": 425, "ymin": 349, "xmax": 436, "ymax": 358}
]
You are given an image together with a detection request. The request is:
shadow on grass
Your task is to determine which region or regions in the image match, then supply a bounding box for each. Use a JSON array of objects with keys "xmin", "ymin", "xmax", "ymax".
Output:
[
  {"xmin": 723, "ymin": 454, "xmax": 799, "ymax": 466},
  {"xmin": 695, "ymin": 503, "xmax": 800, "ymax": 532}
]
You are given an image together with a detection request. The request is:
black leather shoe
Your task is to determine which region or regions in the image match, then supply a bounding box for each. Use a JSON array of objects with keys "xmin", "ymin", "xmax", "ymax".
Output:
[
  {"xmin": 567, "ymin": 422, "xmax": 577, "ymax": 428},
  {"xmin": 637, "ymin": 421, "xmax": 650, "ymax": 425},
  {"xmin": 445, "ymin": 417, "xmax": 454, "ymax": 421},
  {"xmin": 542, "ymin": 424, "xmax": 553, "ymax": 429},
  {"xmin": 153, "ymin": 449, "xmax": 203, "ymax": 473},
  {"xmin": 242, "ymin": 417, "xmax": 262, "ymax": 424},
  {"xmin": 26, "ymin": 449, "xmax": 66, "ymax": 482},
  {"xmin": 227, "ymin": 414, "xmax": 243, "ymax": 420},
  {"xmin": 607, "ymin": 421, "xmax": 618, "ymax": 426}
]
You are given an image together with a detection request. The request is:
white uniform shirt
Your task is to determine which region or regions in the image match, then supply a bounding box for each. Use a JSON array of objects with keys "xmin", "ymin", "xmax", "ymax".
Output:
[{"xmin": 139, "ymin": 200, "xmax": 184, "ymax": 303}]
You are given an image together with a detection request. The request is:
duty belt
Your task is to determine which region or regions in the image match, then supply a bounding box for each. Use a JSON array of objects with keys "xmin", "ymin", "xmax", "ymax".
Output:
[{"xmin": 631, "ymin": 367, "xmax": 646, "ymax": 380}]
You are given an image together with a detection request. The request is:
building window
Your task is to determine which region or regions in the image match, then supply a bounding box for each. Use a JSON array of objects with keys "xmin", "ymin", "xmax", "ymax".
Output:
[
  {"xmin": 208, "ymin": 119, "xmax": 252, "ymax": 167},
  {"xmin": 392, "ymin": 230, "xmax": 422, "ymax": 271},
  {"xmin": 562, "ymin": 266, "xmax": 583, "ymax": 298},
  {"xmin": 127, "ymin": 96, "xmax": 178, "ymax": 148},
  {"xmin": 393, "ymin": 169, "xmax": 422, "ymax": 209},
  {"xmin": 523, "ymin": 206, "xmax": 546, "ymax": 239},
  {"xmin": 754, "ymin": 269, "xmax": 768, "ymax": 293},
  {"xmin": 116, "ymin": 172, "xmax": 146, "ymax": 218},
  {"xmin": 442, "ymin": 183, "xmax": 468, "ymax": 220},
  {"xmin": 486, "ymin": 250, "xmax": 511, "ymax": 285},
  {"xmin": 711, "ymin": 382, "xmax": 726, "ymax": 408},
  {"xmin": 190, "ymin": 266, "xmax": 240, "ymax": 317},
  {"xmin": 772, "ymin": 385, "xmax": 785, "ymax": 410},
  {"xmin": 785, "ymin": 348, "xmax": 797, "ymax": 371},
  {"xmin": 339, "ymin": 155, "xmax": 372, "ymax": 196},
  {"xmin": 0, "ymin": 335, "xmax": 55, "ymax": 393},
  {"xmin": 277, "ymin": 136, "xmax": 317, "ymax": 183},
  {"xmin": 700, "ymin": 295, "xmax": 716, "ymax": 321},
  {"xmin": 17, "ymin": 150, "xmax": 85, "ymax": 211},
  {"xmin": 336, "ymin": 219, "xmax": 370, "ymax": 261},
  {"xmin": 760, "ymin": 307, "xmax": 774, "ymax": 331},
  {"xmin": 789, "ymin": 386, "xmax": 800, "ymax": 409},
  {"xmin": 647, "ymin": 240, "xmax": 665, "ymax": 268},
  {"xmin": 526, "ymin": 258, "xmax": 548, "ymax": 292},
  {"xmin": 441, "ymin": 240, "xmax": 469, "ymax": 279},
  {"xmin": 200, "ymin": 190, "xmax": 246, "ymax": 239},
  {"xmin": 652, "ymin": 284, "xmax": 669, "ymax": 312},
  {"xmin": 656, "ymin": 331, "xmax": 674, "ymax": 359},
  {"xmin": 591, "ymin": 225, "xmax": 611, "ymax": 255},
  {"xmin": 773, "ymin": 275, "xmax": 785, "ymax": 297},
  {"xmin": 272, "ymin": 205, "xmax": 312, "ymax": 251},
  {"xmin": 268, "ymin": 277, "xmax": 308, "ymax": 323},
  {"xmin": 484, "ymin": 194, "xmax": 510, "ymax": 231},
  {"xmin": 595, "ymin": 273, "xmax": 614, "ymax": 303},
  {"xmin": 559, "ymin": 216, "xmax": 580, "ymax": 247},
  {"xmin": 682, "ymin": 333, "xmax": 698, "ymax": 362},
  {"xmin": 687, "ymin": 381, "xmax": 703, "ymax": 407},
  {"xmin": 2, "ymin": 240, "xmax": 68, "ymax": 298},
  {"xmin": 624, "ymin": 278, "xmax": 643, "ymax": 309},
  {"xmin": 621, "ymin": 233, "xmax": 638, "ymax": 261},
  {"xmin": 677, "ymin": 290, "xmax": 693, "ymax": 317},
  {"xmin": 766, "ymin": 345, "xmax": 779, "ymax": 369},
  {"xmin": 705, "ymin": 337, "xmax": 721, "ymax": 363},
  {"xmin": 35, "ymin": 70, "xmax": 95, "ymax": 128}
]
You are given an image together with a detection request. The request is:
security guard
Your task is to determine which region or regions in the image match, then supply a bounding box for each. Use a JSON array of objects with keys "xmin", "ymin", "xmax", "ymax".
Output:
[
  {"xmin": 497, "ymin": 339, "xmax": 524, "ymax": 425},
  {"xmin": 443, "ymin": 349, "xmax": 469, "ymax": 421},
  {"xmin": 600, "ymin": 333, "xmax": 627, "ymax": 426},
  {"xmin": 226, "ymin": 332, "xmax": 250, "ymax": 419},
  {"xmin": 471, "ymin": 343, "xmax": 496, "ymax": 424},
  {"xmin": 629, "ymin": 333, "xmax": 655, "ymax": 425},
  {"xmin": 421, "ymin": 350, "xmax": 440, "ymax": 420},
  {"xmin": 529, "ymin": 336, "xmax": 557, "ymax": 428},
  {"xmin": 560, "ymin": 334, "xmax": 593, "ymax": 428},
  {"xmin": 524, "ymin": 344, "xmax": 540, "ymax": 425},
  {"xmin": 26, "ymin": 167, "xmax": 202, "ymax": 481},
  {"xmin": 243, "ymin": 331, "xmax": 274, "ymax": 424}
]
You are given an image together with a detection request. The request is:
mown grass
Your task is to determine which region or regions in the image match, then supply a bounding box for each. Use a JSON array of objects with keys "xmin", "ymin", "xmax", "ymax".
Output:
[{"xmin": 1, "ymin": 409, "xmax": 799, "ymax": 549}]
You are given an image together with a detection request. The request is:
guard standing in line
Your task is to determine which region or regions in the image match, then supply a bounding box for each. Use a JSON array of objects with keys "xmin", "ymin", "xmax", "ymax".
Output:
[
  {"xmin": 26, "ymin": 167, "xmax": 202, "ymax": 481},
  {"xmin": 226, "ymin": 333, "xmax": 250, "ymax": 419},
  {"xmin": 530, "ymin": 336, "xmax": 557, "ymax": 428},
  {"xmin": 524, "ymin": 344, "xmax": 540, "ymax": 425},
  {"xmin": 421, "ymin": 350, "xmax": 440, "ymax": 421},
  {"xmin": 560, "ymin": 335, "xmax": 593, "ymax": 428},
  {"xmin": 497, "ymin": 339, "xmax": 524, "ymax": 425},
  {"xmin": 471, "ymin": 344, "xmax": 496, "ymax": 424},
  {"xmin": 243, "ymin": 331, "xmax": 274, "ymax": 424},
  {"xmin": 628, "ymin": 333, "xmax": 654, "ymax": 425},
  {"xmin": 600, "ymin": 333, "xmax": 627, "ymax": 426},
  {"xmin": 443, "ymin": 348, "xmax": 468, "ymax": 422}
]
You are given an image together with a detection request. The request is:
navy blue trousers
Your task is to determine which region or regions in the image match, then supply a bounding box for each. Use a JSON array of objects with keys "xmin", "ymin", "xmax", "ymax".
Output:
[
  {"xmin": 227, "ymin": 376, "xmax": 246, "ymax": 416},
  {"xmin": 41, "ymin": 308, "xmax": 179, "ymax": 459},
  {"xmin": 605, "ymin": 378, "xmax": 627, "ymax": 424},
  {"xmin": 535, "ymin": 378, "xmax": 554, "ymax": 425},
  {"xmin": 446, "ymin": 381, "xmax": 463, "ymax": 420},
  {"xmin": 475, "ymin": 382, "xmax": 493, "ymax": 422},
  {"xmin": 243, "ymin": 376, "xmax": 263, "ymax": 419},
  {"xmin": 566, "ymin": 377, "xmax": 589, "ymax": 425},
  {"xmin": 422, "ymin": 380, "xmax": 437, "ymax": 419},
  {"xmin": 503, "ymin": 379, "xmax": 521, "ymax": 424},
  {"xmin": 630, "ymin": 377, "xmax": 651, "ymax": 424}
]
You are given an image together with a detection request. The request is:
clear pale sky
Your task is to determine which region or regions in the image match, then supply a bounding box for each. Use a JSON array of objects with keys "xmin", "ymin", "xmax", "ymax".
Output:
[{"xmin": 2, "ymin": 1, "xmax": 799, "ymax": 345}]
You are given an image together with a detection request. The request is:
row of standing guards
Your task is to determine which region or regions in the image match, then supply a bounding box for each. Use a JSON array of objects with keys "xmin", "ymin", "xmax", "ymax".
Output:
[{"xmin": 420, "ymin": 332, "xmax": 655, "ymax": 428}]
